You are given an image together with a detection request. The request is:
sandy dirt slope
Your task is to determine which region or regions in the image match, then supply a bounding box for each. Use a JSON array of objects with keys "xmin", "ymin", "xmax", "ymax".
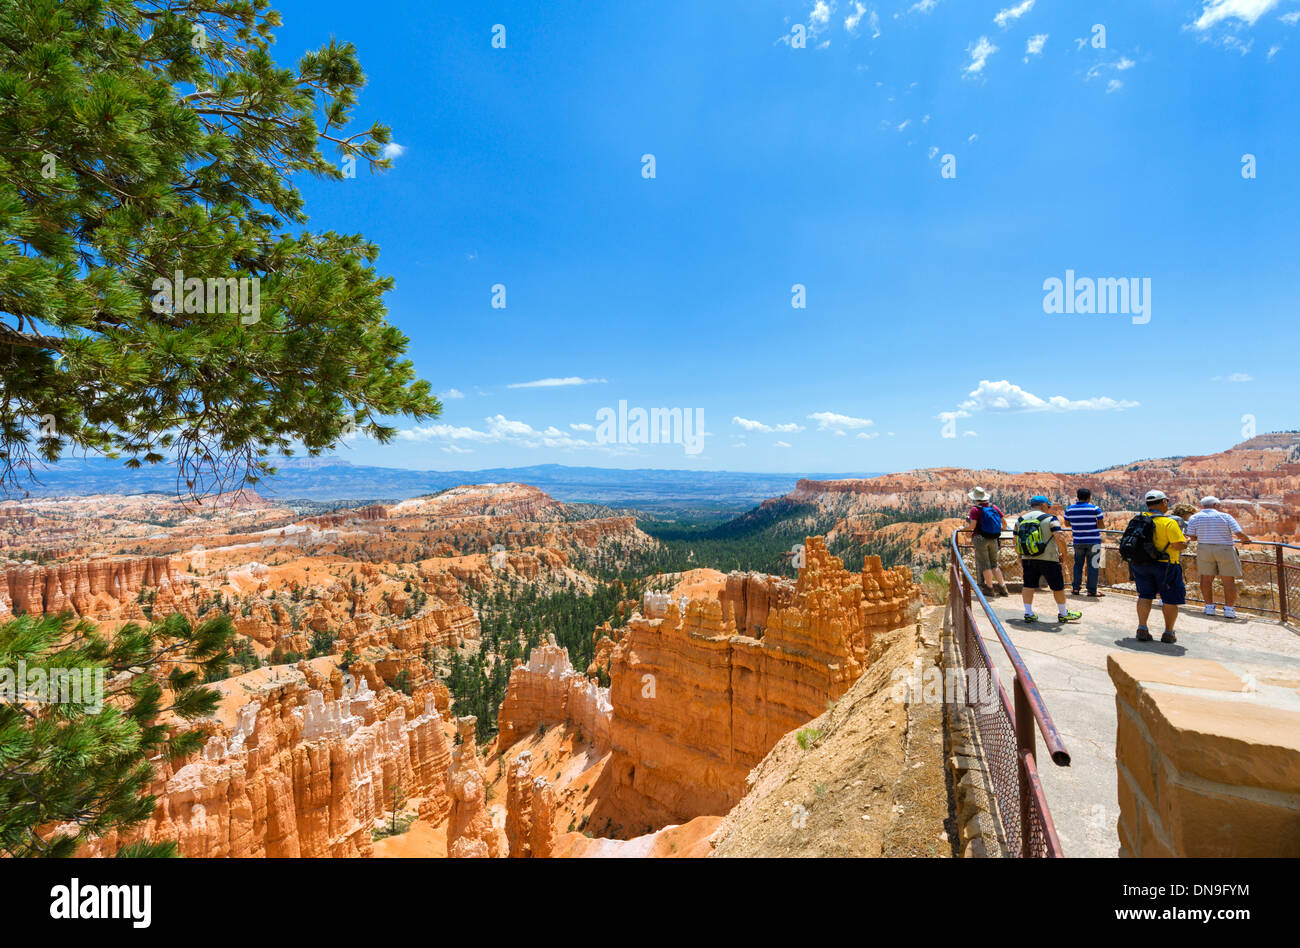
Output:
[{"xmin": 711, "ymin": 605, "xmax": 954, "ymax": 857}]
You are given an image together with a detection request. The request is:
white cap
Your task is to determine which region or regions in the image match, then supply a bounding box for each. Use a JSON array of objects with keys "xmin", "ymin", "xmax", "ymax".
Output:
[
  {"xmin": 1201, "ymin": 495, "xmax": 1220, "ymax": 507},
  {"xmin": 1144, "ymin": 489, "xmax": 1168, "ymax": 504}
]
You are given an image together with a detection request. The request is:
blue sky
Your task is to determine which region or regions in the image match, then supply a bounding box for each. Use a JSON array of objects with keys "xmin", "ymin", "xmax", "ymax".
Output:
[{"xmin": 275, "ymin": 0, "xmax": 1298, "ymax": 474}]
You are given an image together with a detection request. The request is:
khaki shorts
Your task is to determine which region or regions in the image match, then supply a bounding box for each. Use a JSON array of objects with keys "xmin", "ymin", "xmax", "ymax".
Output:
[
  {"xmin": 1197, "ymin": 543, "xmax": 1243, "ymax": 579},
  {"xmin": 973, "ymin": 534, "xmax": 1000, "ymax": 574}
]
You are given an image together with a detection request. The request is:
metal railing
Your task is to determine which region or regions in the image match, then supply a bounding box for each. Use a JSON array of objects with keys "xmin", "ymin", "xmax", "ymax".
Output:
[
  {"xmin": 961, "ymin": 527, "xmax": 1300, "ymax": 626},
  {"xmin": 948, "ymin": 531, "xmax": 1070, "ymax": 858}
]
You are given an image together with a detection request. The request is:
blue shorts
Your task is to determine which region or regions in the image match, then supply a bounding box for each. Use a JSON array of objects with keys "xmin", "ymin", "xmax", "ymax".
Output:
[{"xmin": 1130, "ymin": 562, "xmax": 1186, "ymax": 605}]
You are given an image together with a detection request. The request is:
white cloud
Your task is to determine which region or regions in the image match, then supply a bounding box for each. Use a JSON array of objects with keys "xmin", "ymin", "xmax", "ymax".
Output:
[
  {"xmin": 994, "ymin": 0, "xmax": 1035, "ymax": 29},
  {"xmin": 968, "ymin": 132, "xmax": 979, "ymax": 143},
  {"xmin": 733, "ymin": 416, "xmax": 805, "ymax": 433},
  {"xmin": 1268, "ymin": 43, "xmax": 1282, "ymax": 57},
  {"xmin": 1024, "ymin": 33, "xmax": 1048, "ymax": 61},
  {"xmin": 1192, "ymin": 0, "xmax": 1281, "ymax": 31},
  {"xmin": 773, "ymin": 441, "xmax": 793, "ymax": 449},
  {"xmin": 441, "ymin": 444, "xmax": 472, "ymax": 454},
  {"xmin": 507, "ymin": 376, "xmax": 607, "ymax": 388},
  {"xmin": 964, "ymin": 36, "xmax": 999, "ymax": 76},
  {"xmin": 1088, "ymin": 57, "xmax": 1136, "ymax": 87},
  {"xmin": 808, "ymin": 411, "xmax": 874, "ymax": 432},
  {"xmin": 951, "ymin": 379, "xmax": 1139, "ymax": 415},
  {"xmin": 897, "ymin": 119, "xmax": 912, "ymax": 132},
  {"xmin": 440, "ymin": 388, "xmax": 465, "ymax": 400},
  {"xmin": 810, "ymin": 0, "xmax": 835, "ymax": 36},
  {"xmin": 908, "ymin": 0, "xmax": 939, "ymax": 13},
  {"xmin": 382, "ymin": 142, "xmax": 405, "ymax": 161},
  {"xmin": 928, "ymin": 146, "xmax": 940, "ymax": 159},
  {"xmin": 963, "ymin": 431, "xmax": 978, "ymax": 438},
  {"xmin": 845, "ymin": 1, "xmax": 866, "ymax": 33},
  {"xmin": 869, "ymin": 9, "xmax": 881, "ymax": 37},
  {"xmin": 856, "ymin": 431, "xmax": 880, "ymax": 440},
  {"xmin": 399, "ymin": 414, "xmax": 611, "ymax": 451},
  {"xmin": 1213, "ymin": 372, "xmax": 1254, "ymax": 382},
  {"xmin": 569, "ymin": 422, "xmax": 595, "ymax": 431},
  {"xmin": 1284, "ymin": 11, "xmax": 1300, "ymax": 24}
]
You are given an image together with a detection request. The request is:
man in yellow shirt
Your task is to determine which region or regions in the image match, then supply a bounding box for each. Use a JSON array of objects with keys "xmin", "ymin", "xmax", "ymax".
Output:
[{"xmin": 1132, "ymin": 490, "xmax": 1188, "ymax": 644}]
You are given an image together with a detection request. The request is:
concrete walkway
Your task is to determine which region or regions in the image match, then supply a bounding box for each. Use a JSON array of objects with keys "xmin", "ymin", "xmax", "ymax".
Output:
[{"xmin": 974, "ymin": 591, "xmax": 1300, "ymax": 858}]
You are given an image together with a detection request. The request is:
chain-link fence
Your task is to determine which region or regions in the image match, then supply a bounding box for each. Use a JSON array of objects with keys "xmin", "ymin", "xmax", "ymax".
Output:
[{"xmin": 948, "ymin": 547, "xmax": 1067, "ymax": 858}]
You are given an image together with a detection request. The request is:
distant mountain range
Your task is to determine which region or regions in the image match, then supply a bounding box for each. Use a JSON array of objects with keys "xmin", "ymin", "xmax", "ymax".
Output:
[{"xmin": 10, "ymin": 458, "xmax": 881, "ymax": 516}]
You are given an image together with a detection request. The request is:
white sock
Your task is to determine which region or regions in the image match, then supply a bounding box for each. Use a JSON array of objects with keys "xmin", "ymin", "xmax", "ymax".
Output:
[
  {"xmin": 1024, "ymin": 604, "xmax": 1034, "ymax": 616},
  {"xmin": 1058, "ymin": 603, "xmax": 1068, "ymax": 617}
]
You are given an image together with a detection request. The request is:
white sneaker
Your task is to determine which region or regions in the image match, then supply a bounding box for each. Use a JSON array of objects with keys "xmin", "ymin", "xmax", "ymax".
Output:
[
  {"xmin": 1224, "ymin": 607, "xmax": 1237, "ymax": 619},
  {"xmin": 1204, "ymin": 604, "xmax": 1216, "ymax": 616}
]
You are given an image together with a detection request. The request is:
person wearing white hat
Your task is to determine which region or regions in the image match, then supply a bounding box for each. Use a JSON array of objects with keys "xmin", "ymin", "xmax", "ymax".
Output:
[
  {"xmin": 965, "ymin": 487, "xmax": 1010, "ymax": 597},
  {"xmin": 1120, "ymin": 489, "xmax": 1188, "ymax": 643},
  {"xmin": 1186, "ymin": 496, "xmax": 1250, "ymax": 618}
]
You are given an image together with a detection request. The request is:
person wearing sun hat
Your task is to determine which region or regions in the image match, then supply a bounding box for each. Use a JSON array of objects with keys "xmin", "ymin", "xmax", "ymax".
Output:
[
  {"xmin": 1011, "ymin": 495, "xmax": 1082, "ymax": 624},
  {"xmin": 1126, "ymin": 489, "xmax": 1188, "ymax": 643},
  {"xmin": 1187, "ymin": 496, "xmax": 1249, "ymax": 618},
  {"xmin": 966, "ymin": 486, "xmax": 1011, "ymax": 596}
]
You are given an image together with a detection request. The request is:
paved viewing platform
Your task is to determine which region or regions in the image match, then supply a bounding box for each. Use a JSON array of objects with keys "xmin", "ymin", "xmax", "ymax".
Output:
[{"xmin": 977, "ymin": 592, "xmax": 1300, "ymax": 857}]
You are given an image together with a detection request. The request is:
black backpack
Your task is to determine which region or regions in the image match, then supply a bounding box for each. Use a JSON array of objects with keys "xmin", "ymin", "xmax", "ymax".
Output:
[{"xmin": 1118, "ymin": 513, "xmax": 1165, "ymax": 564}]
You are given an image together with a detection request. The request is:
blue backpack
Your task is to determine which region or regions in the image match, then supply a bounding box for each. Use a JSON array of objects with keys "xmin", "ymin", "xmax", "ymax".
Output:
[{"xmin": 976, "ymin": 505, "xmax": 1003, "ymax": 537}]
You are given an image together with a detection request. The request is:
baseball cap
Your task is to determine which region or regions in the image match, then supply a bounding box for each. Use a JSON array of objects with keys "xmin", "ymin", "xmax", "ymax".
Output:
[
  {"xmin": 1029, "ymin": 495, "xmax": 1050, "ymax": 505},
  {"xmin": 1144, "ymin": 490, "xmax": 1168, "ymax": 504},
  {"xmin": 1201, "ymin": 495, "xmax": 1220, "ymax": 507}
]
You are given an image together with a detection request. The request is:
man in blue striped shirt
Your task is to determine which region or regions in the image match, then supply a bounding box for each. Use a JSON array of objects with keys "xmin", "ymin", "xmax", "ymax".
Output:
[{"xmin": 1064, "ymin": 488, "xmax": 1105, "ymax": 597}]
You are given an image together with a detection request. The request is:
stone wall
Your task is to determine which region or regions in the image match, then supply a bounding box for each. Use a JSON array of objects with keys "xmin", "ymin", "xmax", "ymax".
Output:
[{"xmin": 1109, "ymin": 652, "xmax": 1300, "ymax": 857}]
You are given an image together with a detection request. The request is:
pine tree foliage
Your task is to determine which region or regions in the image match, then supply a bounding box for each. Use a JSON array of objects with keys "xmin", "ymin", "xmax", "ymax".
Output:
[
  {"xmin": 0, "ymin": 610, "xmax": 234, "ymax": 857},
  {"xmin": 0, "ymin": 0, "xmax": 438, "ymax": 500}
]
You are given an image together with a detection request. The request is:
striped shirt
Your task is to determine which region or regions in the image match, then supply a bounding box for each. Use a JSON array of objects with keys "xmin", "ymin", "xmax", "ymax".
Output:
[
  {"xmin": 1063, "ymin": 502, "xmax": 1103, "ymax": 544},
  {"xmin": 1186, "ymin": 509, "xmax": 1242, "ymax": 546}
]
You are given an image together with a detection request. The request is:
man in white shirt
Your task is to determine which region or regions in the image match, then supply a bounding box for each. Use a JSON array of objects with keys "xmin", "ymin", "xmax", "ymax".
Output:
[{"xmin": 1186, "ymin": 496, "xmax": 1250, "ymax": 618}]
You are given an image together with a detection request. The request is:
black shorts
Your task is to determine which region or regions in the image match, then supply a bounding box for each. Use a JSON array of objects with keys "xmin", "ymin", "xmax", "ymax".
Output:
[
  {"xmin": 1022, "ymin": 559, "xmax": 1064, "ymax": 592},
  {"xmin": 1130, "ymin": 561, "xmax": 1187, "ymax": 605}
]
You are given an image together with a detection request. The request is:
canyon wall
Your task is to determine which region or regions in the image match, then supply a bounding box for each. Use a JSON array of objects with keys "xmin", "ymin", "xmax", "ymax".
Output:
[
  {"xmin": 0, "ymin": 556, "xmax": 176, "ymax": 619},
  {"xmin": 496, "ymin": 637, "xmax": 613, "ymax": 752},
  {"xmin": 601, "ymin": 537, "xmax": 918, "ymax": 830},
  {"xmin": 75, "ymin": 666, "xmax": 454, "ymax": 858}
]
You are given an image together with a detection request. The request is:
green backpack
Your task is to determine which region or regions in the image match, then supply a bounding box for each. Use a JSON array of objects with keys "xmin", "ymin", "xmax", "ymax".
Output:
[{"xmin": 1015, "ymin": 512, "xmax": 1051, "ymax": 557}]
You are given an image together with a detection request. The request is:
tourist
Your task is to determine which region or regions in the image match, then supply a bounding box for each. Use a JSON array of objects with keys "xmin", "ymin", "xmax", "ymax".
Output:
[
  {"xmin": 1169, "ymin": 502, "xmax": 1196, "ymax": 533},
  {"xmin": 1013, "ymin": 495, "xmax": 1081, "ymax": 624},
  {"xmin": 966, "ymin": 487, "xmax": 1010, "ymax": 597},
  {"xmin": 1064, "ymin": 488, "xmax": 1106, "ymax": 598},
  {"xmin": 1187, "ymin": 496, "xmax": 1250, "ymax": 619},
  {"xmin": 1119, "ymin": 490, "xmax": 1188, "ymax": 643}
]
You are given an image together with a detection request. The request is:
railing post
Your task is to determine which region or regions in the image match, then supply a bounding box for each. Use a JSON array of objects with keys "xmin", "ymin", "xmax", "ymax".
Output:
[
  {"xmin": 1278, "ymin": 546, "xmax": 1289, "ymax": 625},
  {"xmin": 1014, "ymin": 675, "xmax": 1035, "ymax": 858}
]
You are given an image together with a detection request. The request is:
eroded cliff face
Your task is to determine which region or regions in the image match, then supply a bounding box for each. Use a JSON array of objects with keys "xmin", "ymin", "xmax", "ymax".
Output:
[
  {"xmin": 0, "ymin": 556, "xmax": 176, "ymax": 619},
  {"xmin": 75, "ymin": 665, "xmax": 454, "ymax": 858},
  {"xmin": 504, "ymin": 751, "xmax": 558, "ymax": 858},
  {"xmin": 600, "ymin": 537, "xmax": 917, "ymax": 832},
  {"xmin": 446, "ymin": 716, "xmax": 506, "ymax": 858},
  {"xmin": 496, "ymin": 637, "xmax": 613, "ymax": 752}
]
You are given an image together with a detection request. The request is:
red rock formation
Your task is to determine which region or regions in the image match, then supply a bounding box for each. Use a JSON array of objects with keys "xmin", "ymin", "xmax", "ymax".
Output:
[
  {"xmin": 446, "ymin": 717, "xmax": 505, "ymax": 858},
  {"xmin": 504, "ymin": 750, "xmax": 557, "ymax": 858},
  {"xmin": 75, "ymin": 670, "xmax": 453, "ymax": 858},
  {"xmin": 601, "ymin": 537, "xmax": 917, "ymax": 831},
  {"xmin": 0, "ymin": 556, "xmax": 176, "ymax": 619},
  {"xmin": 497, "ymin": 637, "xmax": 612, "ymax": 753}
]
